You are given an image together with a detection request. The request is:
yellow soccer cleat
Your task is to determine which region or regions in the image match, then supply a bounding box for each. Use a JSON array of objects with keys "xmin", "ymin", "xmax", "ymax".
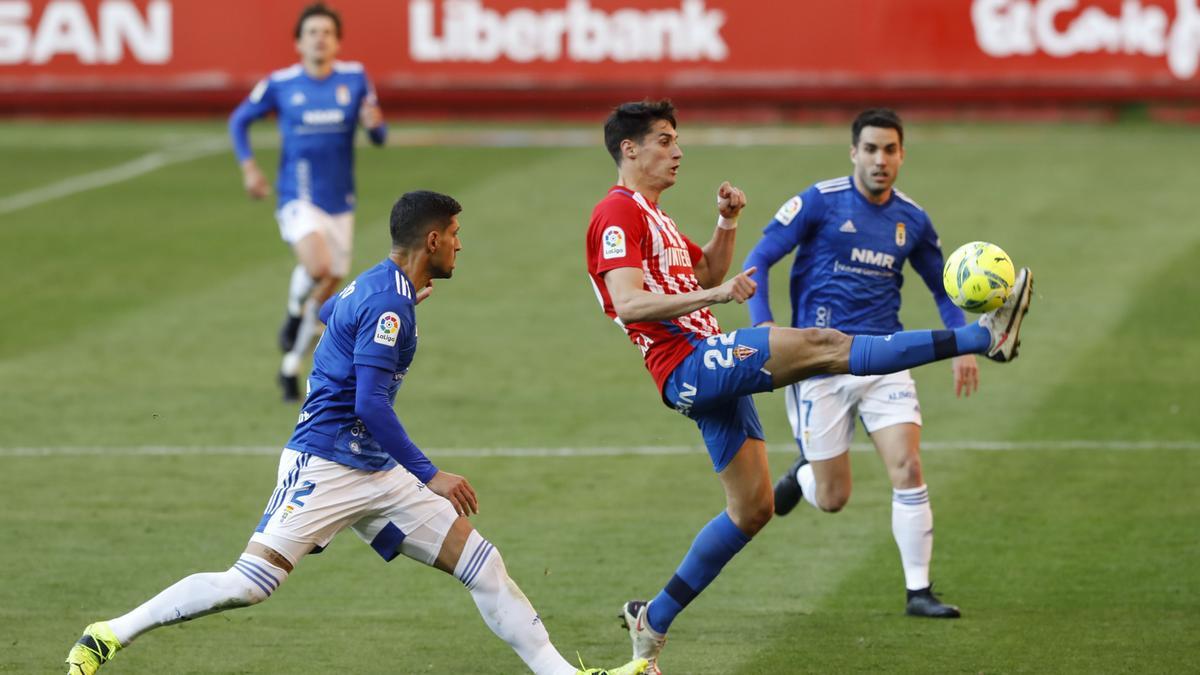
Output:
[
  {"xmin": 65, "ymin": 622, "xmax": 121, "ymax": 675},
  {"xmin": 576, "ymin": 657, "xmax": 649, "ymax": 675}
]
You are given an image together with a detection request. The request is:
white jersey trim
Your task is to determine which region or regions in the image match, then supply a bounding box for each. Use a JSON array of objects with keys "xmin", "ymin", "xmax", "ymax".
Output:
[
  {"xmin": 270, "ymin": 64, "xmax": 303, "ymax": 82},
  {"xmin": 333, "ymin": 60, "xmax": 365, "ymax": 73},
  {"xmin": 893, "ymin": 188, "xmax": 925, "ymax": 211},
  {"xmin": 817, "ymin": 176, "xmax": 851, "ymax": 194}
]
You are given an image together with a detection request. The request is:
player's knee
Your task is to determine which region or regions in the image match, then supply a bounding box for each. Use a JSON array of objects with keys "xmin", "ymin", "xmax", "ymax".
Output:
[
  {"xmin": 890, "ymin": 455, "xmax": 923, "ymax": 488},
  {"xmin": 816, "ymin": 487, "xmax": 850, "ymax": 513},
  {"xmin": 732, "ymin": 494, "xmax": 774, "ymax": 535},
  {"xmin": 798, "ymin": 328, "xmax": 850, "ymax": 371}
]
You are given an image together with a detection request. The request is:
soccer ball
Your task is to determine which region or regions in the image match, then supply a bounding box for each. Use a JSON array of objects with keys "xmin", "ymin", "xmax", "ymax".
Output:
[{"xmin": 942, "ymin": 241, "xmax": 1015, "ymax": 313}]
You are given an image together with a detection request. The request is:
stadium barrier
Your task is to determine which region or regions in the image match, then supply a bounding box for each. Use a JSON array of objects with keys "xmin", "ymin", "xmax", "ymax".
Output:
[{"xmin": 2, "ymin": 0, "xmax": 1199, "ymax": 117}]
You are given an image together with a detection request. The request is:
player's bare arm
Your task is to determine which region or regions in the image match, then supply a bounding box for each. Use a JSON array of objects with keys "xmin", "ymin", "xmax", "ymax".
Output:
[
  {"xmin": 694, "ymin": 181, "xmax": 747, "ymax": 288},
  {"xmin": 604, "ymin": 265, "xmax": 757, "ymax": 324}
]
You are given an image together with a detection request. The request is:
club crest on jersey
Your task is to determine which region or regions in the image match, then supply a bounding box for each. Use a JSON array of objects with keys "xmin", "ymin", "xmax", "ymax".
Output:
[
  {"xmin": 774, "ymin": 196, "xmax": 802, "ymax": 225},
  {"xmin": 374, "ymin": 312, "xmax": 401, "ymax": 346},
  {"xmin": 602, "ymin": 226, "xmax": 626, "ymax": 259},
  {"xmin": 734, "ymin": 345, "xmax": 758, "ymax": 361},
  {"xmin": 336, "ymin": 84, "xmax": 351, "ymax": 106},
  {"xmin": 896, "ymin": 222, "xmax": 906, "ymax": 246}
]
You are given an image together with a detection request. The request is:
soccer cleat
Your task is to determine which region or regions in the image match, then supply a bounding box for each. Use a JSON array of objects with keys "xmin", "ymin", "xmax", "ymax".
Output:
[
  {"xmin": 979, "ymin": 266, "xmax": 1033, "ymax": 363},
  {"xmin": 65, "ymin": 622, "xmax": 121, "ymax": 674},
  {"xmin": 905, "ymin": 585, "xmax": 961, "ymax": 619},
  {"xmin": 576, "ymin": 658, "xmax": 650, "ymax": 675},
  {"xmin": 773, "ymin": 453, "xmax": 809, "ymax": 516},
  {"xmin": 619, "ymin": 600, "xmax": 666, "ymax": 675},
  {"xmin": 278, "ymin": 313, "xmax": 302, "ymax": 353},
  {"xmin": 278, "ymin": 371, "xmax": 301, "ymax": 403}
]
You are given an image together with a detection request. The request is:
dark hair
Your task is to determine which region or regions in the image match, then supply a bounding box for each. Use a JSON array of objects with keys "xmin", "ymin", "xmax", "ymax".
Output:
[
  {"xmin": 603, "ymin": 99, "xmax": 677, "ymax": 165},
  {"xmin": 390, "ymin": 190, "xmax": 462, "ymax": 249},
  {"xmin": 852, "ymin": 108, "xmax": 904, "ymax": 146},
  {"xmin": 294, "ymin": 2, "xmax": 342, "ymax": 39}
]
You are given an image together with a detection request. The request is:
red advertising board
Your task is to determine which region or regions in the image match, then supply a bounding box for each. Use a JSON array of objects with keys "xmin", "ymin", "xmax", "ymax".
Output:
[{"xmin": 2, "ymin": 0, "xmax": 1199, "ymax": 114}]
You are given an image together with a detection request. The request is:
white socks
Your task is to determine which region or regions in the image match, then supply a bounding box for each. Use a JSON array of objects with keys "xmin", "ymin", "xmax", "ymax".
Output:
[
  {"xmin": 107, "ymin": 554, "xmax": 288, "ymax": 646},
  {"xmin": 796, "ymin": 462, "xmax": 820, "ymax": 509},
  {"xmin": 286, "ymin": 265, "xmax": 315, "ymax": 318},
  {"xmin": 892, "ymin": 485, "xmax": 933, "ymax": 591},
  {"xmin": 454, "ymin": 531, "xmax": 575, "ymax": 675},
  {"xmin": 281, "ymin": 297, "xmax": 320, "ymax": 377}
]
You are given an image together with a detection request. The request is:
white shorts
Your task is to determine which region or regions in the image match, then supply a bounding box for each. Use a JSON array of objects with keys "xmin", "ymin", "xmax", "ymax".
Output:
[
  {"xmin": 275, "ymin": 200, "xmax": 354, "ymax": 277},
  {"xmin": 249, "ymin": 449, "xmax": 457, "ymax": 568},
  {"xmin": 784, "ymin": 370, "xmax": 922, "ymax": 462}
]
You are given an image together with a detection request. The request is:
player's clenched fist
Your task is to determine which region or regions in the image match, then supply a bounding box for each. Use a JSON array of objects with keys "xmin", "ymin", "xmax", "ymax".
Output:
[
  {"xmin": 716, "ymin": 266, "xmax": 757, "ymax": 304},
  {"xmin": 716, "ymin": 181, "xmax": 747, "ymax": 219},
  {"xmin": 428, "ymin": 470, "xmax": 479, "ymax": 516}
]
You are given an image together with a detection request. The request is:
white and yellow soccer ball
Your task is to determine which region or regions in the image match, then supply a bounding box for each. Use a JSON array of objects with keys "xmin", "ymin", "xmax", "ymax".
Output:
[{"xmin": 942, "ymin": 241, "xmax": 1016, "ymax": 313}]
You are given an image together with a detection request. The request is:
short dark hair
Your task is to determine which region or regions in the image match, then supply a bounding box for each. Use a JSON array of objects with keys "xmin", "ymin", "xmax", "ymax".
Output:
[
  {"xmin": 294, "ymin": 2, "xmax": 342, "ymax": 39},
  {"xmin": 852, "ymin": 108, "xmax": 904, "ymax": 146},
  {"xmin": 390, "ymin": 190, "xmax": 462, "ymax": 249},
  {"xmin": 603, "ymin": 99, "xmax": 677, "ymax": 165}
]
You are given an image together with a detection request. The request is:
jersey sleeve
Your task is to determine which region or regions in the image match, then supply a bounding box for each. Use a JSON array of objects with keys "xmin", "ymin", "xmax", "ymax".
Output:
[
  {"xmin": 352, "ymin": 295, "xmax": 412, "ymax": 371},
  {"xmin": 909, "ymin": 213, "xmax": 966, "ymax": 329},
  {"xmin": 744, "ymin": 186, "xmax": 824, "ymax": 326},
  {"xmin": 229, "ymin": 78, "xmax": 278, "ymax": 162},
  {"xmin": 591, "ymin": 199, "xmax": 649, "ymax": 275}
]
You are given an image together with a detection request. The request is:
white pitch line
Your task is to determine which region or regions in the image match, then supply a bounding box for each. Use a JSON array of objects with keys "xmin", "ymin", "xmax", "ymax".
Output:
[
  {"xmin": 1, "ymin": 440, "xmax": 1197, "ymax": 458},
  {"xmin": 0, "ymin": 136, "xmax": 226, "ymax": 217}
]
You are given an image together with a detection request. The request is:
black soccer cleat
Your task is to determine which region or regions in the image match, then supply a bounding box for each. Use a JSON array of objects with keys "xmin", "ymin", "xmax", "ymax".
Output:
[
  {"xmin": 278, "ymin": 313, "xmax": 302, "ymax": 353},
  {"xmin": 773, "ymin": 453, "xmax": 809, "ymax": 516},
  {"xmin": 905, "ymin": 585, "xmax": 961, "ymax": 619},
  {"xmin": 278, "ymin": 372, "xmax": 301, "ymax": 404}
]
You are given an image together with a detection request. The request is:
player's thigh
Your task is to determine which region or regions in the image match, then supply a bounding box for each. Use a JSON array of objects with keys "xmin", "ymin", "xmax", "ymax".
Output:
[
  {"xmin": 249, "ymin": 450, "xmax": 375, "ymax": 569},
  {"xmin": 860, "ymin": 371, "xmax": 924, "ymax": 488},
  {"xmin": 786, "ymin": 376, "xmax": 859, "ymax": 463},
  {"xmin": 765, "ymin": 327, "xmax": 853, "ymax": 388},
  {"xmin": 322, "ymin": 211, "xmax": 354, "ymax": 278},
  {"xmin": 349, "ymin": 467, "xmax": 459, "ymax": 567}
]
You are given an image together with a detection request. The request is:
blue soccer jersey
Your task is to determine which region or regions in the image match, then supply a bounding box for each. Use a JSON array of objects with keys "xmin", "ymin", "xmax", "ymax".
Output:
[
  {"xmin": 285, "ymin": 258, "xmax": 418, "ymax": 471},
  {"xmin": 229, "ymin": 61, "xmax": 386, "ymax": 215},
  {"xmin": 745, "ymin": 176, "xmax": 965, "ymax": 335}
]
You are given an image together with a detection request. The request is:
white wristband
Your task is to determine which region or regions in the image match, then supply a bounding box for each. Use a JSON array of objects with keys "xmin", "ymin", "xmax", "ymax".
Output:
[{"xmin": 717, "ymin": 216, "xmax": 738, "ymax": 230}]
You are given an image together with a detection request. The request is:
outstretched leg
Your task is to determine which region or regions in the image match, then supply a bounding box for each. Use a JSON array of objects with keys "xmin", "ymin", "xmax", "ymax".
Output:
[{"xmin": 65, "ymin": 542, "xmax": 298, "ymax": 674}]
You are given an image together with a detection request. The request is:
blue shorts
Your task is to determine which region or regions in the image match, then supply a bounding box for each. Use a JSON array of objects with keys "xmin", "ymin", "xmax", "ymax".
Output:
[{"xmin": 662, "ymin": 327, "xmax": 775, "ymax": 472}]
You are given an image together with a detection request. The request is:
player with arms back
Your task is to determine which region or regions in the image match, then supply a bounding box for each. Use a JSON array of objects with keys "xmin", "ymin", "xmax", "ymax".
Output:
[
  {"xmin": 745, "ymin": 108, "xmax": 975, "ymax": 618},
  {"xmin": 229, "ymin": 2, "xmax": 388, "ymax": 402},
  {"xmin": 66, "ymin": 191, "xmax": 646, "ymax": 675},
  {"xmin": 586, "ymin": 100, "xmax": 1032, "ymax": 673}
]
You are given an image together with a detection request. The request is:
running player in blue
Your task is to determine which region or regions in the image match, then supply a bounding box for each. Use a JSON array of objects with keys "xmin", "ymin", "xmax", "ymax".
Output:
[
  {"xmin": 744, "ymin": 108, "xmax": 988, "ymax": 618},
  {"xmin": 65, "ymin": 191, "xmax": 647, "ymax": 675},
  {"xmin": 229, "ymin": 2, "xmax": 388, "ymax": 403}
]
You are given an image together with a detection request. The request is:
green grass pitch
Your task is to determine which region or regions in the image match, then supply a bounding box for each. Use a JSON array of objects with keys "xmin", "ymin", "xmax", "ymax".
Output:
[{"xmin": 1, "ymin": 120, "xmax": 1197, "ymax": 673}]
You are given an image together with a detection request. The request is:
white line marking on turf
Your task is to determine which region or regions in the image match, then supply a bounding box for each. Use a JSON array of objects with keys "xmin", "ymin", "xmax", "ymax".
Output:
[
  {"xmin": 1, "ymin": 440, "xmax": 1197, "ymax": 458},
  {"xmin": 0, "ymin": 136, "xmax": 226, "ymax": 217}
]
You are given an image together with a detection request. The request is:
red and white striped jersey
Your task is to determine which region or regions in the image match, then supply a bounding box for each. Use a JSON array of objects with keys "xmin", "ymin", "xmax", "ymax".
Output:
[{"xmin": 586, "ymin": 186, "xmax": 722, "ymax": 392}]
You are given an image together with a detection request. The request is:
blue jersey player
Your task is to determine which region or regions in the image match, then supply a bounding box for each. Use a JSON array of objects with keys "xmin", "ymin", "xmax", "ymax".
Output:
[
  {"xmin": 65, "ymin": 192, "xmax": 647, "ymax": 675},
  {"xmin": 229, "ymin": 2, "xmax": 388, "ymax": 403},
  {"xmin": 744, "ymin": 108, "xmax": 984, "ymax": 618}
]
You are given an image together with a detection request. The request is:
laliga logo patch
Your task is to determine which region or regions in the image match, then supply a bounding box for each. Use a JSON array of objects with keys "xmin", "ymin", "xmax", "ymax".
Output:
[
  {"xmin": 374, "ymin": 312, "xmax": 401, "ymax": 346},
  {"xmin": 774, "ymin": 196, "xmax": 802, "ymax": 225},
  {"xmin": 336, "ymin": 84, "xmax": 351, "ymax": 106},
  {"xmin": 896, "ymin": 222, "xmax": 906, "ymax": 247},
  {"xmin": 602, "ymin": 226, "xmax": 626, "ymax": 259},
  {"xmin": 734, "ymin": 345, "xmax": 758, "ymax": 361}
]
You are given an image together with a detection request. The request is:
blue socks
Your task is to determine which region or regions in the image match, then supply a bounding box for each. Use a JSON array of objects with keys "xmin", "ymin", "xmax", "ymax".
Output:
[
  {"xmin": 646, "ymin": 511, "xmax": 751, "ymax": 634},
  {"xmin": 849, "ymin": 325, "xmax": 990, "ymax": 376}
]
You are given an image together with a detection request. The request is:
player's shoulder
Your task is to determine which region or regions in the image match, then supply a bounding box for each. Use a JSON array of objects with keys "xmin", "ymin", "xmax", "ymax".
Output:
[
  {"xmin": 332, "ymin": 60, "xmax": 366, "ymax": 74},
  {"xmin": 591, "ymin": 188, "xmax": 646, "ymax": 223},
  {"xmin": 347, "ymin": 263, "xmax": 416, "ymax": 314},
  {"xmin": 814, "ymin": 175, "xmax": 853, "ymax": 195},
  {"xmin": 892, "ymin": 188, "xmax": 926, "ymax": 213},
  {"xmin": 269, "ymin": 64, "xmax": 304, "ymax": 83}
]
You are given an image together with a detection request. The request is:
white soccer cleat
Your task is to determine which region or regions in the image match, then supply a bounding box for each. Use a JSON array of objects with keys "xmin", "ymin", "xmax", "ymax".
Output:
[
  {"xmin": 620, "ymin": 600, "xmax": 666, "ymax": 675},
  {"xmin": 979, "ymin": 266, "xmax": 1033, "ymax": 363}
]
